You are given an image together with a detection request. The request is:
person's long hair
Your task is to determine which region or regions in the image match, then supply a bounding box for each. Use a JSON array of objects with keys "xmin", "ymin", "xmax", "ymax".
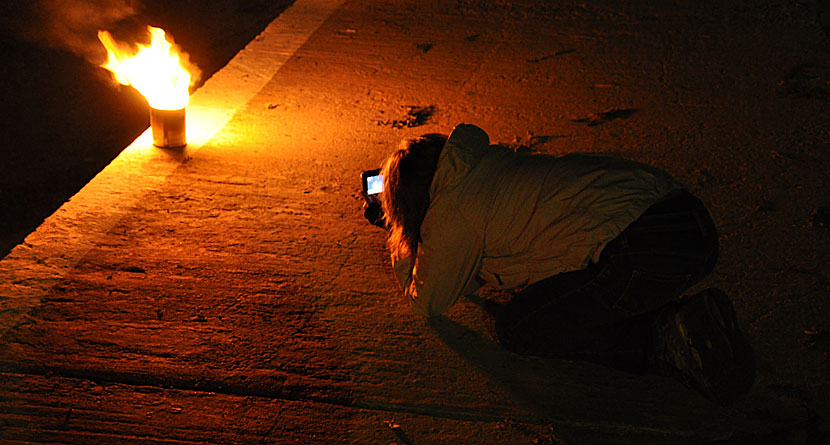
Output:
[{"xmin": 381, "ymin": 133, "xmax": 447, "ymax": 260}]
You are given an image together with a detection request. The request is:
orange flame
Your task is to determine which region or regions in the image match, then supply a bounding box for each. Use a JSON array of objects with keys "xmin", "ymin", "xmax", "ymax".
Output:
[{"xmin": 98, "ymin": 26, "xmax": 193, "ymax": 110}]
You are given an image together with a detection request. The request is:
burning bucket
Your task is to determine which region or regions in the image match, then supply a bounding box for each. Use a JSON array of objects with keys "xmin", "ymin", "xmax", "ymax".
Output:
[
  {"xmin": 150, "ymin": 107, "xmax": 186, "ymax": 148},
  {"xmin": 98, "ymin": 26, "xmax": 196, "ymax": 149}
]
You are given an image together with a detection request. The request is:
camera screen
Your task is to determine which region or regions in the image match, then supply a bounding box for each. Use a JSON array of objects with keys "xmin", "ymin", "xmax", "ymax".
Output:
[{"xmin": 366, "ymin": 174, "xmax": 384, "ymax": 195}]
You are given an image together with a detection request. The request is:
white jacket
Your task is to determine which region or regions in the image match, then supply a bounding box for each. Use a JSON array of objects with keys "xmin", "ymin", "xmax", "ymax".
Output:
[{"xmin": 393, "ymin": 124, "xmax": 683, "ymax": 316}]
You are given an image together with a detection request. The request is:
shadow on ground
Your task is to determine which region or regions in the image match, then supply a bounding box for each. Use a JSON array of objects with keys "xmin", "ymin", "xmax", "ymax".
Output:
[{"xmin": 430, "ymin": 312, "xmax": 825, "ymax": 444}]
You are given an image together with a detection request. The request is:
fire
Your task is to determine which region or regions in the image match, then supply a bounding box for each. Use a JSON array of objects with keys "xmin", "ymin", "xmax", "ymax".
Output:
[{"xmin": 98, "ymin": 26, "xmax": 193, "ymax": 110}]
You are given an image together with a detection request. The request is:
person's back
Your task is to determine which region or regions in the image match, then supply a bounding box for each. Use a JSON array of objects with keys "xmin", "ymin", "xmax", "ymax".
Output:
[{"xmin": 423, "ymin": 123, "xmax": 683, "ymax": 298}]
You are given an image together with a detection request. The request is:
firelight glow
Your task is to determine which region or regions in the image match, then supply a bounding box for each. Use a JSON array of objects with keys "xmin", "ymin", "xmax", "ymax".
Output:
[{"xmin": 98, "ymin": 26, "xmax": 193, "ymax": 110}]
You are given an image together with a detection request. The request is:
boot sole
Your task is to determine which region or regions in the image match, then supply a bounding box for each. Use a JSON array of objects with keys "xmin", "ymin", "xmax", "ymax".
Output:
[{"xmin": 675, "ymin": 289, "xmax": 755, "ymax": 404}]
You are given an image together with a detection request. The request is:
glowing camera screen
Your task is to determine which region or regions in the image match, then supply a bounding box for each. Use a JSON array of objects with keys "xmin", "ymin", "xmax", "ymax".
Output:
[{"xmin": 366, "ymin": 174, "xmax": 384, "ymax": 195}]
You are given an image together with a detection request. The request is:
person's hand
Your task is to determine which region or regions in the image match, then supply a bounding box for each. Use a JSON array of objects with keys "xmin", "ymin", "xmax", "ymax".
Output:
[
  {"xmin": 361, "ymin": 190, "xmax": 379, "ymax": 206},
  {"xmin": 361, "ymin": 191, "xmax": 386, "ymax": 229}
]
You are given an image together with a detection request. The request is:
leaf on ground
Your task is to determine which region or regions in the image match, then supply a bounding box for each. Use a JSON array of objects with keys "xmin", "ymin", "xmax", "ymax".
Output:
[
  {"xmin": 800, "ymin": 328, "xmax": 830, "ymax": 355},
  {"xmin": 778, "ymin": 65, "xmax": 830, "ymax": 100},
  {"xmin": 809, "ymin": 205, "xmax": 830, "ymax": 228},
  {"xmin": 376, "ymin": 105, "xmax": 435, "ymax": 129},
  {"xmin": 572, "ymin": 108, "xmax": 638, "ymax": 126}
]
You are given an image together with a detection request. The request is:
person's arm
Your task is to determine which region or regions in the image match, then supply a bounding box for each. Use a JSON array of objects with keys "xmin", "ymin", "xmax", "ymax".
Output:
[{"xmin": 391, "ymin": 213, "xmax": 484, "ymax": 317}]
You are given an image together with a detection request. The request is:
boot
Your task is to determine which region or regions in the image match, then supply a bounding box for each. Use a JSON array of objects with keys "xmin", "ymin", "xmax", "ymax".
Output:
[{"xmin": 651, "ymin": 288, "xmax": 755, "ymax": 405}]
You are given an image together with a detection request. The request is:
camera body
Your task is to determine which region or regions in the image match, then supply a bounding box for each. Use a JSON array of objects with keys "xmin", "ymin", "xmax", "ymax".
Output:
[{"xmin": 362, "ymin": 169, "xmax": 384, "ymax": 195}]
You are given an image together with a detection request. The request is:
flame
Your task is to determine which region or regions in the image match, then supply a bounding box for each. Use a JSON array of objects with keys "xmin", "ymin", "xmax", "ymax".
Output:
[{"xmin": 98, "ymin": 26, "xmax": 192, "ymax": 110}]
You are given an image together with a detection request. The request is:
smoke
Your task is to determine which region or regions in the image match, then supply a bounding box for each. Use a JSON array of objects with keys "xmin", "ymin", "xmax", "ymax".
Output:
[
  {"xmin": 0, "ymin": 0, "xmax": 142, "ymax": 63},
  {"xmin": 0, "ymin": 0, "xmax": 200, "ymax": 85}
]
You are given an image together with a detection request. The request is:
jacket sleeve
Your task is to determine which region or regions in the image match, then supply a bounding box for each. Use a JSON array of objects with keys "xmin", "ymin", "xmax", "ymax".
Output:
[{"xmin": 391, "ymin": 214, "xmax": 484, "ymax": 317}]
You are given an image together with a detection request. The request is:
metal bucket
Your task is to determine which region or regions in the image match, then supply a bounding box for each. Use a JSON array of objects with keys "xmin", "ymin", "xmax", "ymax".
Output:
[{"xmin": 150, "ymin": 107, "xmax": 186, "ymax": 148}]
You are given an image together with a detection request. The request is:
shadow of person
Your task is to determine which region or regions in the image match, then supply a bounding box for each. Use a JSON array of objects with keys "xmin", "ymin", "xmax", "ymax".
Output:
[{"xmin": 426, "ymin": 314, "xmax": 733, "ymax": 439}]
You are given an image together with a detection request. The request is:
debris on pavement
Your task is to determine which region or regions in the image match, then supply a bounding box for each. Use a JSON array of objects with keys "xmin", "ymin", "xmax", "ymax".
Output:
[
  {"xmin": 377, "ymin": 105, "xmax": 435, "ymax": 129},
  {"xmin": 809, "ymin": 205, "xmax": 830, "ymax": 228},
  {"xmin": 500, "ymin": 134, "xmax": 560, "ymax": 153},
  {"xmin": 385, "ymin": 420, "xmax": 413, "ymax": 445},
  {"xmin": 753, "ymin": 199, "xmax": 777, "ymax": 213},
  {"xmin": 527, "ymin": 49, "xmax": 575, "ymax": 63},
  {"xmin": 778, "ymin": 65, "xmax": 830, "ymax": 100},
  {"xmin": 800, "ymin": 328, "xmax": 830, "ymax": 356},
  {"xmin": 415, "ymin": 43, "xmax": 434, "ymax": 53},
  {"xmin": 571, "ymin": 108, "xmax": 637, "ymax": 126}
]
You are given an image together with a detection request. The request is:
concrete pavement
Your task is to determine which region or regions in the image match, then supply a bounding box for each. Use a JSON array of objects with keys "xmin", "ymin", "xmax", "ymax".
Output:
[{"xmin": 2, "ymin": 0, "xmax": 829, "ymax": 442}]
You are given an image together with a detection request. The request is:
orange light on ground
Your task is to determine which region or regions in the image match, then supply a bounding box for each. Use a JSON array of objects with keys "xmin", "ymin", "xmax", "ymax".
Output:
[{"xmin": 98, "ymin": 26, "xmax": 196, "ymax": 148}]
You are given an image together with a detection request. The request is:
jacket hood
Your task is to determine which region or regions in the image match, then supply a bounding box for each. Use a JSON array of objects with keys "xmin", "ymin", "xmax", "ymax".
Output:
[{"xmin": 429, "ymin": 123, "xmax": 491, "ymax": 197}]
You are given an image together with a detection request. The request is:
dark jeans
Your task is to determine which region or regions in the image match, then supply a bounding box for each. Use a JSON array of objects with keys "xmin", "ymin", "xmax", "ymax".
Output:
[{"xmin": 494, "ymin": 190, "xmax": 719, "ymax": 371}]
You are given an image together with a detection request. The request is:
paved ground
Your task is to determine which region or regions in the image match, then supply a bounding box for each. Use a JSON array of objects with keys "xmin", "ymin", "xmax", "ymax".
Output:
[{"xmin": 2, "ymin": 0, "xmax": 829, "ymax": 443}]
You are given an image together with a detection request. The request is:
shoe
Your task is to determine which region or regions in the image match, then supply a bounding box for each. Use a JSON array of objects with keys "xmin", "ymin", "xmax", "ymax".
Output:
[{"xmin": 652, "ymin": 288, "xmax": 755, "ymax": 405}]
